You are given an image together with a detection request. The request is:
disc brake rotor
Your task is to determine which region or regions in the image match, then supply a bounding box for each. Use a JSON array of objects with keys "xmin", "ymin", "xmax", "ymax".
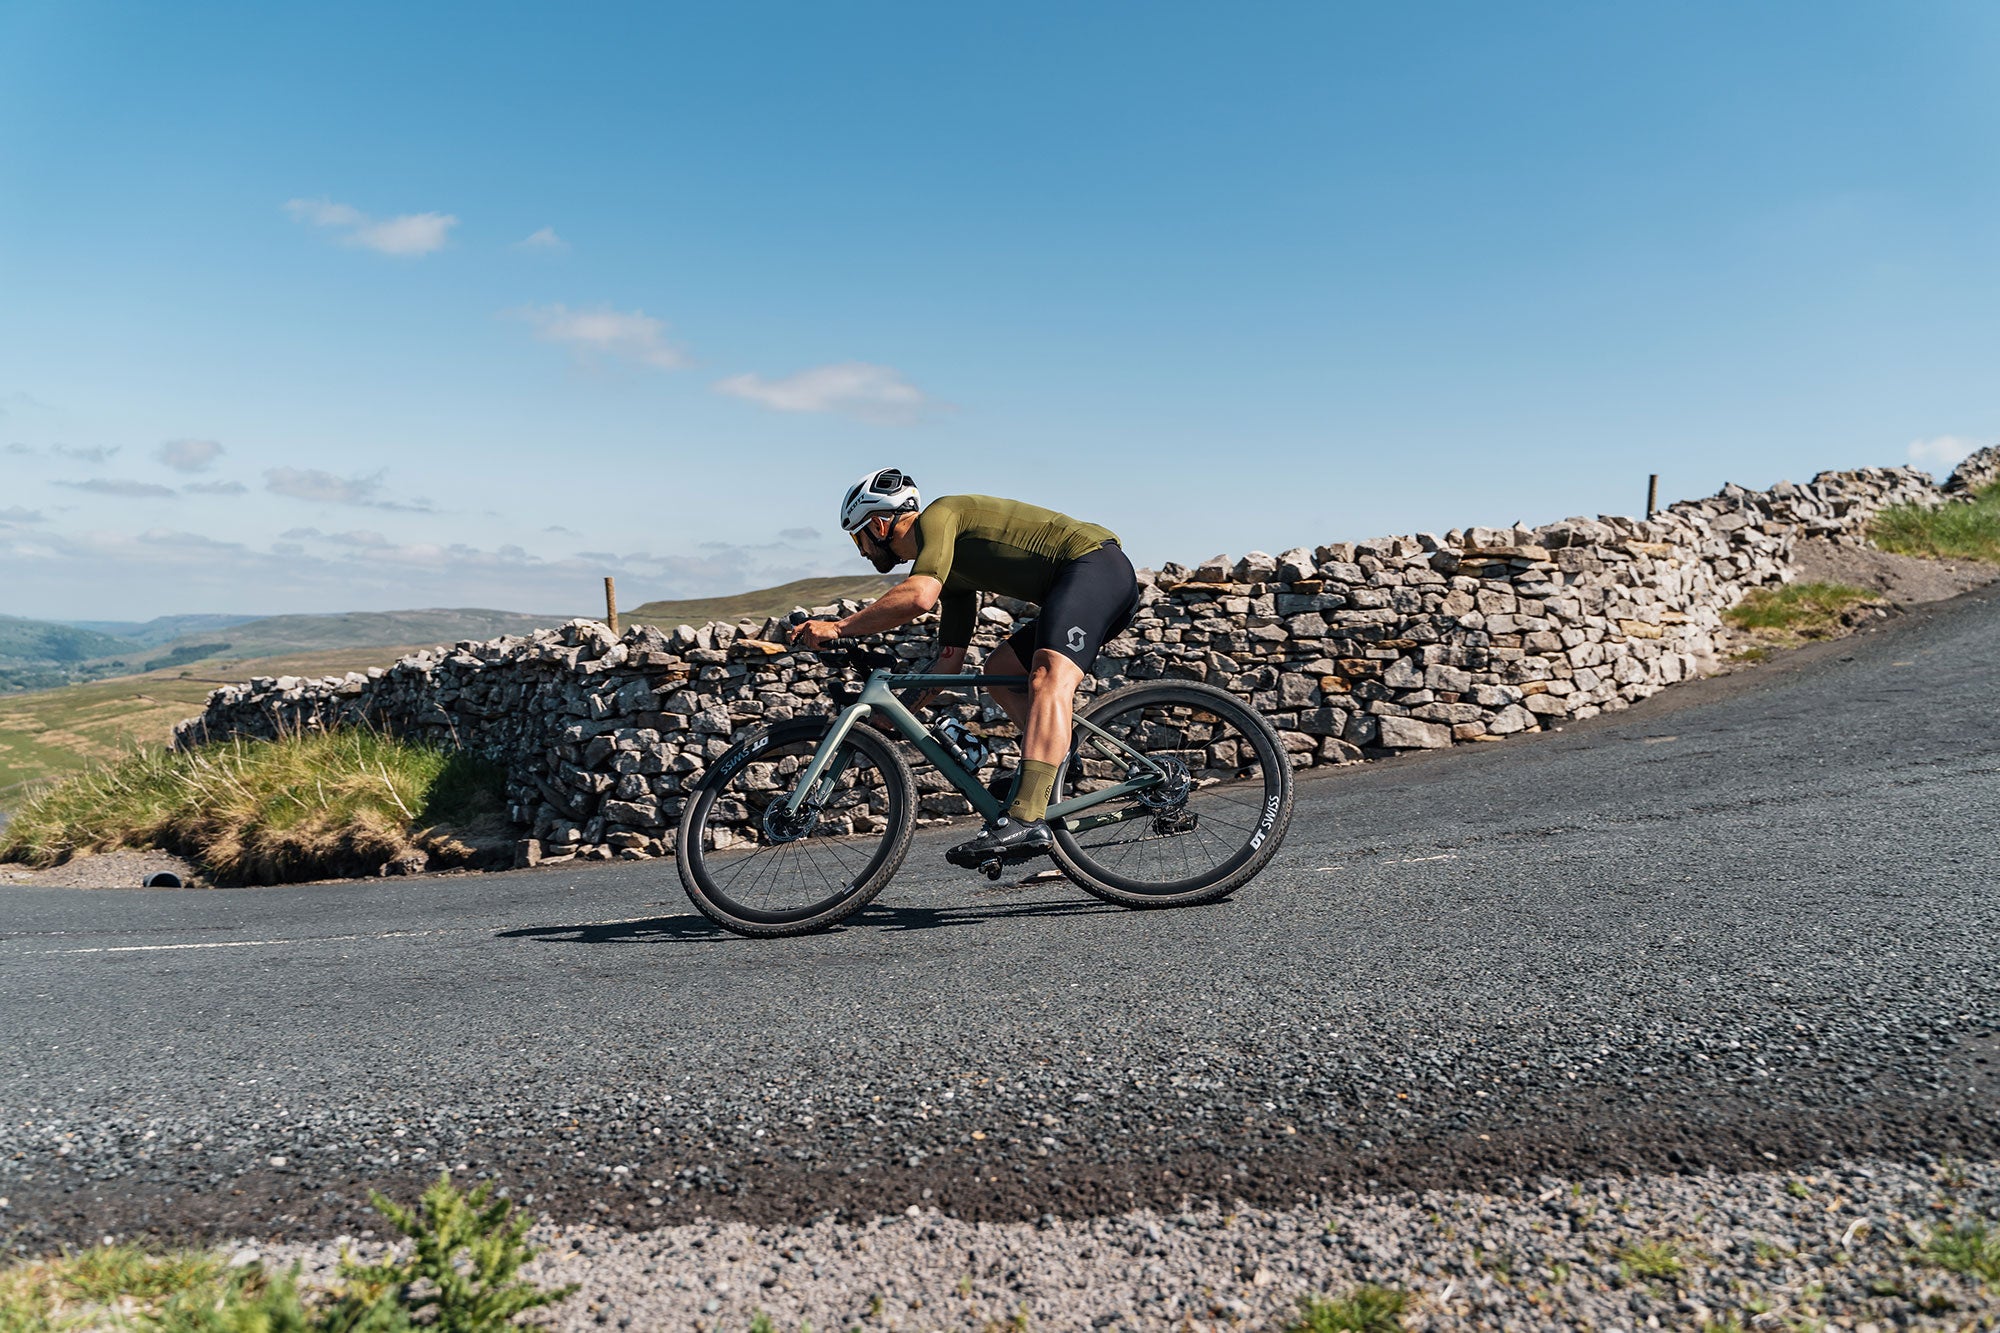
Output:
[
  {"xmin": 1132, "ymin": 755, "xmax": 1193, "ymax": 811},
  {"xmin": 761, "ymin": 798, "xmax": 822, "ymax": 844}
]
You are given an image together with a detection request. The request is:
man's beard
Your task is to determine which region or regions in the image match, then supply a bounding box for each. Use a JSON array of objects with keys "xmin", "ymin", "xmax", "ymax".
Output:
[{"xmin": 865, "ymin": 544, "xmax": 900, "ymax": 574}]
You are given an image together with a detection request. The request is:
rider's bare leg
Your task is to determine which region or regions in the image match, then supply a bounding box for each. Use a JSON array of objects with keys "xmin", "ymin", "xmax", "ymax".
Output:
[
  {"xmin": 982, "ymin": 644, "xmax": 1083, "ymax": 765},
  {"xmin": 982, "ymin": 641, "xmax": 1031, "ymax": 734}
]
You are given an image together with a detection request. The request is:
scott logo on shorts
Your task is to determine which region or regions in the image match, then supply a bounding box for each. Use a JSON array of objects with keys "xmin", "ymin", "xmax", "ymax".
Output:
[{"xmin": 1066, "ymin": 625, "xmax": 1087, "ymax": 652}]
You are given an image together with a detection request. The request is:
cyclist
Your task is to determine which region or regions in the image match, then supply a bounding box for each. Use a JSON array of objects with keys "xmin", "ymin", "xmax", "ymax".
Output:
[{"xmin": 787, "ymin": 467, "xmax": 1139, "ymax": 865}]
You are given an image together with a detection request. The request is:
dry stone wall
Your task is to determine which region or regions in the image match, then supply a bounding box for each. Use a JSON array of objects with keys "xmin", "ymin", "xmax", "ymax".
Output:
[{"xmin": 175, "ymin": 449, "xmax": 1998, "ymax": 866}]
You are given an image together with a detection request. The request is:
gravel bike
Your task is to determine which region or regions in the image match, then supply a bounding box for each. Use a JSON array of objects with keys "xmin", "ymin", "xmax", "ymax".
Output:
[{"xmin": 675, "ymin": 641, "xmax": 1294, "ymax": 937}]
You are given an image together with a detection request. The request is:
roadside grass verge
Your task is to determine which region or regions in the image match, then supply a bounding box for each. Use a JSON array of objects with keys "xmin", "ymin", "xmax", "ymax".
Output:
[
  {"xmin": 1723, "ymin": 581, "xmax": 1881, "ymax": 651},
  {"xmin": 0, "ymin": 729, "xmax": 507, "ymax": 884},
  {"xmin": 1870, "ymin": 481, "xmax": 2000, "ymax": 563},
  {"xmin": 0, "ymin": 1174, "xmax": 573, "ymax": 1332}
]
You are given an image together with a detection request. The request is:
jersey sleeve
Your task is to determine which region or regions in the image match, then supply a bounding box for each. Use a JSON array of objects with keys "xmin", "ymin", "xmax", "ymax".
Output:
[
  {"xmin": 937, "ymin": 585, "xmax": 977, "ymax": 648},
  {"xmin": 908, "ymin": 499, "xmax": 960, "ymax": 585}
]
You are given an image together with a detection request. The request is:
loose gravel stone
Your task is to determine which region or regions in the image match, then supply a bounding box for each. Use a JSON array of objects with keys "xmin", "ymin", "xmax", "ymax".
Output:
[{"xmin": 262, "ymin": 1157, "xmax": 2000, "ymax": 1331}]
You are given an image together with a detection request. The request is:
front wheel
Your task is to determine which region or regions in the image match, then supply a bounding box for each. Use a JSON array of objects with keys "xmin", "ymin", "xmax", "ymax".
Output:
[
  {"xmin": 676, "ymin": 716, "xmax": 916, "ymax": 937},
  {"xmin": 1050, "ymin": 680, "xmax": 1293, "ymax": 908}
]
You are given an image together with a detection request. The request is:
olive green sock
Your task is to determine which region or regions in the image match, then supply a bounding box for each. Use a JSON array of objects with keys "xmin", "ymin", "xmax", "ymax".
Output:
[{"xmin": 1007, "ymin": 759, "xmax": 1060, "ymax": 823}]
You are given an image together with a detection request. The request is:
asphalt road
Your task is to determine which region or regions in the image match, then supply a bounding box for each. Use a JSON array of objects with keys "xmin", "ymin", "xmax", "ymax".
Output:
[{"xmin": 4, "ymin": 588, "xmax": 1997, "ymax": 1248}]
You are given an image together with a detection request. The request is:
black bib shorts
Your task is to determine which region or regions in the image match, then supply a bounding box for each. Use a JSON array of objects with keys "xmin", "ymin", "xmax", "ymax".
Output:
[{"xmin": 1005, "ymin": 540, "xmax": 1140, "ymax": 671}]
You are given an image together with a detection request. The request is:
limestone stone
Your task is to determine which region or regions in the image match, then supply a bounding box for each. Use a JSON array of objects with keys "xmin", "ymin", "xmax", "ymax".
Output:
[{"xmin": 1376, "ymin": 715, "xmax": 1452, "ymax": 749}]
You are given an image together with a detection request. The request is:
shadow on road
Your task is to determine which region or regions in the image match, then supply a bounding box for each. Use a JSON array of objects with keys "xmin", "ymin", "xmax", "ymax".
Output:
[{"xmin": 494, "ymin": 894, "xmax": 1125, "ymax": 945}]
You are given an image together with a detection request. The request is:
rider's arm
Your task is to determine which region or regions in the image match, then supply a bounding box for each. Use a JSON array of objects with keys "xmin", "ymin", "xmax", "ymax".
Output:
[{"xmin": 834, "ymin": 575, "xmax": 942, "ymax": 637}]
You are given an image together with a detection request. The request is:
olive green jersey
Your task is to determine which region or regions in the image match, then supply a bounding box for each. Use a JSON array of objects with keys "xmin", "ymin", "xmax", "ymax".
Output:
[{"xmin": 908, "ymin": 494, "xmax": 1119, "ymax": 646}]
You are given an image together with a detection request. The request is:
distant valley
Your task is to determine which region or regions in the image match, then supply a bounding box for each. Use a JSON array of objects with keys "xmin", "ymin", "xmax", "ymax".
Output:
[
  {"xmin": 0, "ymin": 574, "xmax": 895, "ymax": 799},
  {"xmin": 0, "ymin": 608, "xmax": 575, "ymax": 694}
]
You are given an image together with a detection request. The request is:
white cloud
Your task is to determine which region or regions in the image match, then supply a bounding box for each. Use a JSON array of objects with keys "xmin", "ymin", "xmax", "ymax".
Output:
[
  {"xmin": 284, "ymin": 197, "xmax": 458, "ymax": 257},
  {"xmin": 0, "ymin": 506, "xmax": 44, "ymax": 524},
  {"xmin": 1907, "ymin": 435, "xmax": 1983, "ymax": 470},
  {"xmin": 283, "ymin": 198, "xmax": 363, "ymax": 228},
  {"xmin": 158, "ymin": 438, "xmax": 224, "ymax": 472},
  {"xmin": 264, "ymin": 467, "xmax": 433, "ymax": 511},
  {"xmin": 56, "ymin": 478, "xmax": 178, "ymax": 498},
  {"xmin": 516, "ymin": 226, "xmax": 569, "ymax": 252},
  {"xmin": 184, "ymin": 480, "xmax": 247, "ymax": 496},
  {"xmin": 713, "ymin": 362, "xmax": 930, "ymax": 424},
  {"xmin": 353, "ymin": 213, "xmax": 458, "ymax": 256},
  {"xmin": 512, "ymin": 304, "xmax": 687, "ymax": 370},
  {"xmin": 53, "ymin": 443, "xmax": 119, "ymax": 464}
]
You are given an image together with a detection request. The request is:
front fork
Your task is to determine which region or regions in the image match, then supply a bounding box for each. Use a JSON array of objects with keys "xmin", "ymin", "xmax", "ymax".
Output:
[{"xmin": 783, "ymin": 705, "xmax": 869, "ymax": 817}]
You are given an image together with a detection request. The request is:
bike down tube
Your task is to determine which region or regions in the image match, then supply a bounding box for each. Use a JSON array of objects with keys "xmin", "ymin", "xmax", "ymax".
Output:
[{"xmin": 856, "ymin": 675, "xmax": 1014, "ymax": 823}]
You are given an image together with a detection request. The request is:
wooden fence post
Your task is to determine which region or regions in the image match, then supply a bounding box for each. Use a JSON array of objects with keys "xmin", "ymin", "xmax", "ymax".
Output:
[
  {"xmin": 604, "ymin": 576, "xmax": 619, "ymax": 634},
  {"xmin": 1646, "ymin": 474, "xmax": 1659, "ymax": 520}
]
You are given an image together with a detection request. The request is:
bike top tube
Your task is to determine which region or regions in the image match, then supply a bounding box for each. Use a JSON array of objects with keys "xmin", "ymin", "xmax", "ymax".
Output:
[{"xmin": 873, "ymin": 670, "xmax": 1030, "ymax": 689}]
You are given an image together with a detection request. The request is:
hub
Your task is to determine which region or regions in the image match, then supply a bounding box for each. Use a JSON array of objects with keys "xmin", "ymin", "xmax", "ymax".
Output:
[
  {"xmin": 761, "ymin": 798, "xmax": 821, "ymax": 844},
  {"xmin": 1133, "ymin": 755, "xmax": 1193, "ymax": 812}
]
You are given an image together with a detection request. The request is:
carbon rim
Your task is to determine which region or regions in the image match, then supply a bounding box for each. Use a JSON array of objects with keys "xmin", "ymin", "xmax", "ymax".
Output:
[
  {"xmin": 1053, "ymin": 689, "xmax": 1285, "ymax": 896},
  {"xmin": 686, "ymin": 728, "xmax": 905, "ymax": 925}
]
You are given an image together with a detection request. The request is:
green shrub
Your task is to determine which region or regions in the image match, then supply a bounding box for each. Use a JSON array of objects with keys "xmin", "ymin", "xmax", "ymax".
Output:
[
  {"xmin": 0, "ymin": 729, "xmax": 506, "ymax": 884},
  {"xmin": 1870, "ymin": 482, "xmax": 2000, "ymax": 563},
  {"xmin": 335, "ymin": 1174, "xmax": 574, "ymax": 1331}
]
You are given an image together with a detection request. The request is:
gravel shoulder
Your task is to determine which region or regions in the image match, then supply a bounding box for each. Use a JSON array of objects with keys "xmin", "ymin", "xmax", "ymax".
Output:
[
  {"xmin": 0, "ymin": 847, "xmax": 205, "ymax": 889},
  {"xmin": 1788, "ymin": 538, "xmax": 1997, "ymax": 605},
  {"xmin": 260, "ymin": 1156, "xmax": 1999, "ymax": 1331}
]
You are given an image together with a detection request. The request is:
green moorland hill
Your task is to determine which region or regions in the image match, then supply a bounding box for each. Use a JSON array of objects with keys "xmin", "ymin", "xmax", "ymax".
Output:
[
  {"xmin": 0, "ymin": 608, "xmax": 577, "ymax": 696},
  {"xmin": 145, "ymin": 607, "xmax": 573, "ymax": 660},
  {"xmin": 626, "ymin": 574, "xmax": 895, "ymax": 629},
  {"xmin": 57, "ymin": 612, "xmax": 258, "ymax": 648},
  {"xmin": 0, "ymin": 616, "xmax": 148, "ymax": 693}
]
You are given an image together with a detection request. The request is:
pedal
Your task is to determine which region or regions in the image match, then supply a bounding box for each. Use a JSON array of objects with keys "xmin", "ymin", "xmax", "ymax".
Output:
[{"xmin": 979, "ymin": 858, "xmax": 1004, "ymax": 881}]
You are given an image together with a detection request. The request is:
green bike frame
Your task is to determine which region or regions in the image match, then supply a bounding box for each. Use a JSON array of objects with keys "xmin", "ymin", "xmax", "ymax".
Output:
[{"xmin": 781, "ymin": 669, "xmax": 1169, "ymax": 834}]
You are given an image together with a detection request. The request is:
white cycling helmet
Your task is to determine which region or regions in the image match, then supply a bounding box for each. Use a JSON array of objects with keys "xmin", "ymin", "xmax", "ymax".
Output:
[{"xmin": 839, "ymin": 467, "xmax": 921, "ymax": 533}]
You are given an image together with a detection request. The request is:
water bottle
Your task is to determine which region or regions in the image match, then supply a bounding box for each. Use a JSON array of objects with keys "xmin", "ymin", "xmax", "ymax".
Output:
[{"xmin": 932, "ymin": 715, "xmax": 991, "ymax": 771}]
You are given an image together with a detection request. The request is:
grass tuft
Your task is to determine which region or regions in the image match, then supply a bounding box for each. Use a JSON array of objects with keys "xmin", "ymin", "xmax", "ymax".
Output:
[
  {"xmin": 1723, "ymin": 582, "xmax": 1880, "ymax": 646},
  {"xmin": 0, "ymin": 1244, "xmax": 231, "ymax": 1332},
  {"xmin": 1869, "ymin": 481, "xmax": 2000, "ymax": 563},
  {"xmin": 0, "ymin": 728, "xmax": 507, "ymax": 884},
  {"xmin": 1618, "ymin": 1239, "xmax": 1687, "ymax": 1283},
  {"xmin": 1921, "ymin": 1216, "xmax": 2000, "ymax": 1285},
  {"xmin": 1285, "ymin": 1285, "xmax": 1410, "ymax": 1332}
]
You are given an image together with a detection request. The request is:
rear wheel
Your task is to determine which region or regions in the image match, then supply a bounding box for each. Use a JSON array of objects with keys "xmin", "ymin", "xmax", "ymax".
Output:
[
  {"xmin": 1049, "ymin": 680, "xmax": 1292, "ymax": 908},
  {"xmin": 676, "ymin": 716, "xmax": 915, "ymax": 937}
]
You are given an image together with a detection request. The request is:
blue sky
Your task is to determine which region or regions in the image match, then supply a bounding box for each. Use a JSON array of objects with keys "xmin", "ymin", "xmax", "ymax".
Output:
[{"xmin": 2, "ymin": 2, "xmax": 1995, "ymax": 620}]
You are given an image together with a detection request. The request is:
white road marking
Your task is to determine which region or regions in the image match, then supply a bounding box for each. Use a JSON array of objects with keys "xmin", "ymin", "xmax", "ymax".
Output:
[
  {"xmin": 1315, "ymin": 853, "xmax": 1458, "ymax": 872},
  {"xmin": 36, "ymin": 938, "xmax": 350, "ymax": 955},
  {"xmin": 14, "ymin": 927, "xmax": 468, "ymax": 956}
]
